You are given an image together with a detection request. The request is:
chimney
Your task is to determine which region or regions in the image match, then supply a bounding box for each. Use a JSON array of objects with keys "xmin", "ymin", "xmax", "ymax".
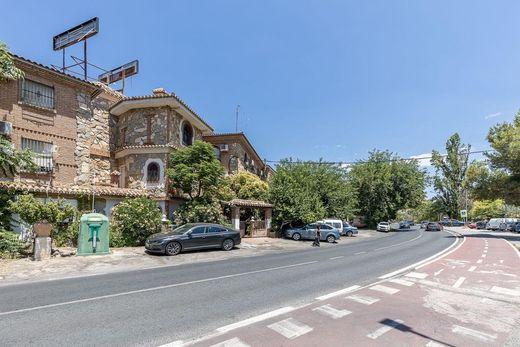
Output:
[{"xmin": 152, "ymin": 87, "xmax": 169, "ymax": 96}]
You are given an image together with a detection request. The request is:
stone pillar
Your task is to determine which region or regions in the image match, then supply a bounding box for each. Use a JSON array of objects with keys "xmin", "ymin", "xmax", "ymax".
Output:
[
  {"xmin": 231, "ymin": 206, "xmax": 240, "ymax": 231},
  {"xmin": 34, "ymin": 237, "xmax": 52, "ymax": 261},
  {"xmin": 265, "ymin": 208, "xmax": 273, "ymax": 234}
]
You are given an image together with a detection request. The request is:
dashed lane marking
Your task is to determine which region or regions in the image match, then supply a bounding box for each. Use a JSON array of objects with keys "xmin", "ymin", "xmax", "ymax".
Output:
[
  {"xmin": 406, "ymin": 272, "xmax": 429, "ymax": 279},
  {"xmin": 329, "ymin": 256, "xmax": 344, "ymax": 260},
  {"xmin": 500, "ymin": 260, "xmax": 504, "ymax": 264},
  {"xmin": 468, "ymin": 266, "xmax": 477, "ymax": 272},
  {"xmin": 477, "ymin": 259, "xmax": 483, "ymax": 264},
  {"xmin": 216, "ymin": 306, "xmax": 297, "ymax": 333},
  {"xmin": 315, "ymin": 285, "xmax": 361, "ymax": 301},
  {"xmin": 370, "ymin": 284, "xmax": 400, "ymax": 295},
  {"xmin": 209, "ymin": 337, "xmax": 251, "ymax": 347},
  {"xmin": 453, "ymin": 277, "xmax": 466, "ymax": 288},
  {"xmin": 490, "ymin": 286, "xmax": 520, "ymax": 297},
  {"xmin": 346, "ymin": 294, "xmax": 380, "ymax": 305},
  {"xmin": 451, "ymin": 325, "xmax": 497, "ymax": 343},
  {"xmin": 354, "ymin": 251, "xmax": 366, "ymax": 255},
  {"xmin": 367, "ymin": 319, "xmax": 404, "ymax": 339},
  {"xmin": 389, "ymin": 278, "xmax": 414, "ymax": 287},
  {"xmin": 312, "ymin": 304, "xmax": 352, "ymax": 319},
  {"xmin": 267, "ymin": 318, "xmax": 313, "ymax": 340},
  {"xmin": 481, "ymin": 254, "xmax": 487, "ymax": 258},
  {"xmin": 484, "ymin": 250, "xmax": 488, "ymax": 253}
]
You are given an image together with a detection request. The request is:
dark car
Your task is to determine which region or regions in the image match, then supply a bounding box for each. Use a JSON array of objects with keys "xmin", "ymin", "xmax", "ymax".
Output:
[
  {"xmin": 426, "ymin": 222, "xmax": 443, "ymax": 231},
  {"xmin": 145, "ymin": 223, "xmax": 241, "ymax": 256},
  {"xmin": 420, "ymin": 221, "xmax": 429, "ymax": 229},
  {"xmin": 516, "ymin": 223, "xmax": 520, "ymax": 233},
  {"xmin": 476, "ymin": 221, "xmax": 487, "ymax": 230},
  {"xmin": 399, "ymin": 221, "xmax": 411, "ymax": 229}
]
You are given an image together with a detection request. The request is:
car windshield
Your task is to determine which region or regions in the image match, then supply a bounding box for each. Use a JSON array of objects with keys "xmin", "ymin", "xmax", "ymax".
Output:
[
  {"xmin": 380, "ymin": 222, "xmax": 389, "ymax": 225},
  {"xmin": 169, "ymin": 224, "xmax": 193, "ymax": 235}
]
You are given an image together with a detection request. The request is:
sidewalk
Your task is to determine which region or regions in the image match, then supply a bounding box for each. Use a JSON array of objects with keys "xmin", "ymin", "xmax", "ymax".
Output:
[
  {"xmin": 183, "ymin": 233, "xmax": 520, "ymax": 347},
  {"xmin": 0, "ymin": 230, "xmax": 386, "ymax": 285}
]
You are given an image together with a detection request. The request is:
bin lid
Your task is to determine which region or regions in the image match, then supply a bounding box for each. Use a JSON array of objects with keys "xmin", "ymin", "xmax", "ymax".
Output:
[{"xmin": 80, "ymin": 213, "xmax": 109, "ymax": 223}]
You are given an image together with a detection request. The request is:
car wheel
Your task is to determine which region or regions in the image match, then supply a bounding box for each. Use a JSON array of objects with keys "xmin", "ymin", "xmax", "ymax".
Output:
[
  {"xmin": 292, "ymin": 233, "xmax": 301, "ymax": 241},
  {"xmin": 326, "ymin": 235, "xmax": 336, "ymax": 243},
  {"xmin": 165, "ymin": 241, "xmax": 181, "ymax": 256},
  {"xmin": 222, "ymin": 238, "xmax": 234, "ymax": 251},
  {"xmin": 346, "ymin": 231, "xmax": 353, "ymax": 237}
]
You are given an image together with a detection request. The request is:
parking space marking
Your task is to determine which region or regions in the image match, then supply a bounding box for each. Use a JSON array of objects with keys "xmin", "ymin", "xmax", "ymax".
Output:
[
  {"xmin": 406, "ymin": 272, "xmax": 429, "ymax": 279},
  {"xmin": 209, "ymin": 337, "xmax": 251, "ymax": 347},
  {"xmin": 477, "ymin": 259, "xmax": 483, "ymax": 264},
  {"xmin": 346, "ymin": 294, "xmax": 380, "ymax": 305},
  {"xmin": 315, "ymin": 285, "xmax": 361, "ymax": 301},
  {"xmin": 468, "ymin": 266, "xmax": 477, "ymax": 272},
  {"xmin": 452, "ymin": 325, "xmax": 497, "ymax": 342},
  {"xmin": 367, "ymin": 319, "xmax": 404, "ymax": 339},
  {"xmin": 267, "ymin": 318, "xmax": 313, "ymax": 339},
  {"xmin": 389, "ymin": 278, "xmax": 414, "ymax": 287},
  {"xmin": 453, "ymin": 277, "xmax": 466, "ymax": 288},
  {"xmin": 216, "ymin": 306, "xmax": 296, "ymax": 333},
  {"xmin": 370, "ymin": 284, "xmax": 400, "ymax": 295},
  {"xmin": 312, "ymin": 304, "xmax": 352, "ymax": 319},
  {"xmin": 425, "ymin": 341, "xmax": 447, "ymax": 347},
  {"xmin": 434, "ymin": 269, "xmax": 444, "ymax": 276},
  {"xmin": 490, "ymin": 286, "xmax": 520, "ymax": 297}
]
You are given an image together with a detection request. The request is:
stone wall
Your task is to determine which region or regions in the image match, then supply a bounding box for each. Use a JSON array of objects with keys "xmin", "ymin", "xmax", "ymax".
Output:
[{"xmin": 119, "ymin": 152, "xmax": 169, "ymax": 198}]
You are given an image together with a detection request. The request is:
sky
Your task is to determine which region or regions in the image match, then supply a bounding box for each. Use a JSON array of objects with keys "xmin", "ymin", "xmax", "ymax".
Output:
[{"xmin": 2, "ymin": 0, "xmax": 520, "ymax": 166}]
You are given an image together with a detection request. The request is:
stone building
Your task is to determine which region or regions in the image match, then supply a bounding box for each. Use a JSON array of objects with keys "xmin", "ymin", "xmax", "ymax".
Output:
[{"xmin": 0, "ymin": 55, "xmax": 145, "ymax": 214}]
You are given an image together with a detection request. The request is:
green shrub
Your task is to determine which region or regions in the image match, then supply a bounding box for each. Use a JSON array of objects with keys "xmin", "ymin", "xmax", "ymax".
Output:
[
  {"xmin": 0, "ymin": 229, "xmax": 28, "ymax": 259},
  {"xmin": 110, "ymin": 197, "xmax": 162, "ymax": 247},
  {"xmin": 174, "ymin": 197, "xmax": 227, "ymax": 225}
]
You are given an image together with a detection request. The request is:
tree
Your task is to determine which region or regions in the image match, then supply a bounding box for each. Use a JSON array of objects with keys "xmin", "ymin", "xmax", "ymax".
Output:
[
  {"xmin": 225, "ymin": 171, "xmax": 269, "ymax": 201},
  {"xmin": 470, "ymin": 199, "xmax": 505, "ymax": 220},
  {"xmin": 173, "ymin": 197, "xmax": 227, "ymax": 225},
  {"xmin": 269, "ymin": 160, "xmax": 356, "ymax": 230},
  {"xmin": 431, "ymin": 133, "xmax": 470, "ymax": 218},
  {"xmin": 167, "ymin": 140, "xmax": 225, "ymax": 200},
  {"xmin": 0, "ymin": 137, "xmax": 37, "ymax": 177},
  {"xmin": 349, "ymin": 150, "xmax": 426, "ymax": 226},
  {"xmin": 0, "ymin": 42, "xmax": 24, "ymax": 81}
]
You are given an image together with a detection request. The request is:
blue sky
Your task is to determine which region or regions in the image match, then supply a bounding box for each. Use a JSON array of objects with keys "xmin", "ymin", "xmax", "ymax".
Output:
[{"xmin": 2, "ymin": 0, "xmax": 519, "ymax": 165}]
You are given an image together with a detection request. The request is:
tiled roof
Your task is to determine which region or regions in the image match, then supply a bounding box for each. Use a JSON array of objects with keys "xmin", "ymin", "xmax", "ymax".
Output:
[
  {"xmin": 0, "ymin": 181, "xmax": 147, "ymax": 197},
  {"xmin": 91, "ymin": 81, "xmax": 125, "ymax": 99},
  {"xmin": 111, "ymin": 93, "xmax": 213, "ymax": 130},
  {"xmin": 226, "ymin": 199, "xmax": 273, "ymax": 208}
]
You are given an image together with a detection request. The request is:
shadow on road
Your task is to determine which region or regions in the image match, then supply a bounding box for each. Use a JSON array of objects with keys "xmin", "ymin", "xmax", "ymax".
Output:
[{"xmin": 379, "ymin": 319, "xmax": 455, "ymax": 347}]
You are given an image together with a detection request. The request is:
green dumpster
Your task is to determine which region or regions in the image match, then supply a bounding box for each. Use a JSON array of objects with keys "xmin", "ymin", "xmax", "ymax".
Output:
[{"xmin": 77, "ymin": 213, "xmax": 110, "ymax": 256}]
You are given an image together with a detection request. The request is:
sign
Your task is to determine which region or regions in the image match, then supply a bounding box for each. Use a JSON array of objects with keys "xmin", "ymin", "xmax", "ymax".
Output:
[
  {"xmin": 98, "ymin": 60, "xmax": 139, "ymax": 84},
  {"xmin": 53, "ymin": 17, "xmax": 99, "ymax": 51},
  {"xmin": 460, "ymin": 210, "xmax": 467, "ymax": 218}
]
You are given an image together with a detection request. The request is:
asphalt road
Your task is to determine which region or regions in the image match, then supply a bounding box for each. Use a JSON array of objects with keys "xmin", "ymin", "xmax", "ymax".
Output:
[{"xmin": 0, "ymin": 228, "xmax": 454, "ymax": 346}]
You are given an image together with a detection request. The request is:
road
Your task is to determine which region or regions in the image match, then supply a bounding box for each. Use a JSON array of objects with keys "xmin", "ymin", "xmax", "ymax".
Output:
[{"xmin": 0, "ymin": 228, "xmax": 454, "ymax": 346}]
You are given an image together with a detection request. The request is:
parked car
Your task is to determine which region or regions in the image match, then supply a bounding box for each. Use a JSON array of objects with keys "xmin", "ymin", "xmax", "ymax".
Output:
[
  {"xmin": 145, "ymin": 223, "xmax": 241, "ymax": 256},
  {"xmin": 502, "ymin": 219, "xmax": 518, "ymax": 232},
  {"xmin": 440, "ymin": 219, "xmax": 464, "ymax": 227},
  {"xmin": 377, "ymin": 222, "xmax": 391, "ymax": 232},
  {"xmin": 487, "ymin": 218, "xmax": 505, "ymax": 231},
  {"xmin": 399, "ymin": 221, "xmax": 411, "ymax": 229},
  {"xmin": 285, "ymin": 223, "xmax": 341, "ymax": 243},
  {"xmin": 506, "ymin": 222, "xmax": 518, "ymax": 232},
  {"xmin": 516, "ymin": 223, "xmax": 520, "ymax": 233},
  {"xmin": 426, "ymin": 222, "xmax": 443, "ymax": 231},
  {"xmin": 468, "ymin": 222, "xmax": 477, "ymax": 229},
  {"xmin": 342, "ymin": 222, "xmax": 359, "ymax": 237},
  {"xmin": 320, "ymin": 219, "xmax": 344, "ymax": 232},
  {"xmin": 476, "ymin": 221, "xmax": 487, "ymax": 230},
  {"xmin": 420, "ymin": 221, "xmax": 429, "ymax": 229}
]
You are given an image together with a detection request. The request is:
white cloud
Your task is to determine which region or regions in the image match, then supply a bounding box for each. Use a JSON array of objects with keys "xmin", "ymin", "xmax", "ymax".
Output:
[
  {"xmin": 484, "ymin": 112, "xmax": 501, "ymax": 119},
  {"xmin": 410, "ymin": 153, "xmax": 432, "ymax": 167}
]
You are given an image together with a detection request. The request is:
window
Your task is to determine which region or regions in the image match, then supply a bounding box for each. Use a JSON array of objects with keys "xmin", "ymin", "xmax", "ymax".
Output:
[
  {"xmin": 213, "ymin": 147, "xmax": 221, "ymax": 160},
  {"xmin": 191, "ymin": 226, "xmax": 206, "ymax": 235},
  {"xmin": 321, "ymin": 224, "xmax": 333, "ymax": 230},
  {"xmin": 146, "ymin": 162, "xmax": 160, "ymax": 183},
  {"xmin": 208, "ymin": 226, "xmax": 226, "ymax": 233},
  {"xmin": 182, "ymin": 122, "xmax": 193, "ymax": 146},
  {"xmin": 21, "ymin": 138, "xmax": 53, "ymax": 172},
  {"xmin": 21, "ymin": 80, "xmax": 55, "ymax": 109}
]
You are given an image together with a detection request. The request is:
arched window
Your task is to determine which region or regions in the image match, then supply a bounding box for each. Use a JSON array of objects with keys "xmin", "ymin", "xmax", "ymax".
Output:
[
  {"xmin": 182, "ymin": 122, "xmax": 193, "ymax": 146},
  {"xmin": 147, "ymin": 162, "xmax": 160, "ymax": 183}
]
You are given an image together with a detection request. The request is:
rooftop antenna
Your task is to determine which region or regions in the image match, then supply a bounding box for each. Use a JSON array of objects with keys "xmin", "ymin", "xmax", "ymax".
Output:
[{"xmin": 235, "ymin": 104, "xmax": 240, "ymax": 132}]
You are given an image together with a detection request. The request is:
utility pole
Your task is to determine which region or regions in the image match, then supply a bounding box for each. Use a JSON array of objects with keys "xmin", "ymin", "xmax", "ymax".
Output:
[{"xmin": 235, "ymin": 105, "xmax": 240, "ymax": 132}]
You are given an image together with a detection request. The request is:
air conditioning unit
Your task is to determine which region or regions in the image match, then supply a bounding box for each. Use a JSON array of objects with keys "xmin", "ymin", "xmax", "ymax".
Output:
[
  {"xmin": 219, "ymin": 144, "xmax": 229, "ymax": 152},
  {"xmin": 0, "ymin": 121, "xmax": 13, "ymax": 136}
]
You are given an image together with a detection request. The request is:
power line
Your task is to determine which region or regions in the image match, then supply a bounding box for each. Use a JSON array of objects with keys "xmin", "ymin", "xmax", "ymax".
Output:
[{"xmin": 264, "ymin": 149, "xmax": 492, "ymax": 166}]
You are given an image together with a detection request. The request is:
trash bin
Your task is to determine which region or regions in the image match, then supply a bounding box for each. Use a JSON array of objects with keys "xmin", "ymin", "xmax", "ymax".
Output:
[{"xmin": 77, "ymin": 213, "xmax": 110, "ymax": 256}]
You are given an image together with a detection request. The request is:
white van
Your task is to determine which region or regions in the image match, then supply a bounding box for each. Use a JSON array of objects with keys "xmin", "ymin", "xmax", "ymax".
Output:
[
  {"xmin": 487, "ymin": 218, "xmax": 505, "ymax": 231},
  {"xmin": 319, "ymin": 219, "xmax": 343, "ymax": 231}
]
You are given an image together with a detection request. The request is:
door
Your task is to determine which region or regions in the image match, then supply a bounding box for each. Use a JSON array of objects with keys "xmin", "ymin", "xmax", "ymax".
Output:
[
  {"xmin": 184, "ymin": 226, "xmax": 207, "ymax": 250},
  {"xmin": 320, "ymin": 224, "xmax": 334, "ymax": 240},
  {"xmin": 304, "ymin": 224, "xmax": 316, "ymax": 240},
  {"xmin": 206, "ymin": 225, "xmax": 227, "ymax": 247}
]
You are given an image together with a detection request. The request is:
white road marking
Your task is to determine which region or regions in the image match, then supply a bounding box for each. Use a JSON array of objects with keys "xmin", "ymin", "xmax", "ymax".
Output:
[
  {"xmin": 490, "ymin": 286, "xmax": 520, "ymax": 297},
  {"xmin": 477, "ymin": 259, "xmax": 483, "ymax": 264},
  {"xmin": 160, "ymin": 341, "xmax": 185, "ymax": 347},
  {"xmin": 425, "ymin": 341, "xmax": 447, "ymax": 347},
  {"xmin": 315, "ymin": 285, "xmax": 361, "ymax": 301},
  {"xmin": 468, "ymin": 266, "xmax": 477, "ymax": 272},
  {"xmin": 370, "ymin": 284, "xmax": 400, "ymax": 295},
  {"xmin": 354, "ymin": 251, "xmax": 366, "ymax": 255},
  {"xmin": 217, "ymin": 306, "xmax": 297, "ymax": 333},
  {"xmin": 452, "ymin": 325, "xmax": 497, "ymax": 342},
  {"xmin": 484, "ymin": 250, "xmax": 488, "ymax": 253},
  {"xmin": 405, "ymin": 272, "xmax": 429, "ymax": 279},
  {"xmin": 453, "ymin": 277, "xmax": 466, "ymax": 288},
  {"xmin": 389, "ymin": 278, "xmax": 414, "ymax": 287},
  {"xmin": 434, "ymin": 269, "xmax": 444, "ymax": 276},
  {"xmin": 375, "ymin": 232, "xmax": 423, "ymax": 251},
  {"xmin": 267, "ymin": 318, "xmax": 313, "ymax": 339},
  {"xmin": 0, "ymin": 261, "xmax": 318, "ymax": 317},
  {"xmin": 482, "ymin": 254, "xmax": 486, "ymax": 258},
  {"xmin": 210, "ymin": 337, "xmax": 251, "ymax": 347},
  {"xmin": 367, "ymin": 319, "xmax": 404, "ymax": 339},
  {"xmin": 500, "ymin": 260, "xmax": 504, "ymax": 264},
  {"xmin": 312, "ymin": 304, "xmax": 351, "ymax": 319},
  {"xmin": 329, "ymin": 256, "xmax": 344, "ymax": 260},
  {"xmin": 346, "ymin": 294, "xmax": 380, "ymax": 305}
]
